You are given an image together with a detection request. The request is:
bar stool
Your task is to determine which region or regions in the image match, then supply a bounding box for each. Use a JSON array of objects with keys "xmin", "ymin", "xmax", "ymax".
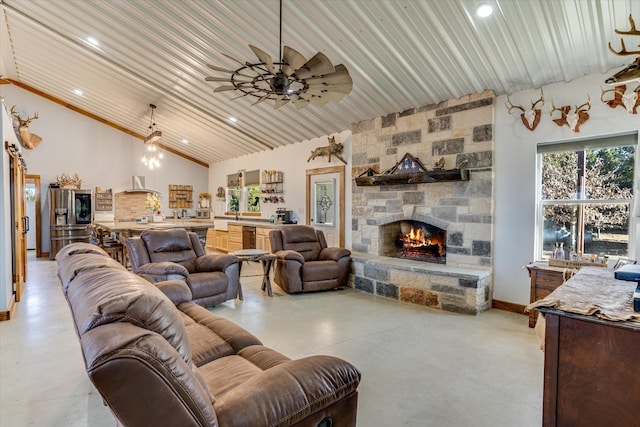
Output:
[{"xmin": 87, "ymin": 224, "xmax": 125, "ymax": 265}]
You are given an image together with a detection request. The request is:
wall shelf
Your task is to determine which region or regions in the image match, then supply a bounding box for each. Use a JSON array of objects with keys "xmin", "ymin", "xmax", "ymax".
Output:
[
  {"xmin": 168, "ymin": 184, "xmax": 193, "ymax": 208},
  {"xmin": 95, "ymin": 188, "xmax": 113, "ymax": 211}
]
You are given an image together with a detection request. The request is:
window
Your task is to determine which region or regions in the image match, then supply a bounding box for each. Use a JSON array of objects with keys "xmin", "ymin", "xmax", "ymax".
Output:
[{"xmin": 537, "ymin": 134, "xmax": 636, "ymax": 260}]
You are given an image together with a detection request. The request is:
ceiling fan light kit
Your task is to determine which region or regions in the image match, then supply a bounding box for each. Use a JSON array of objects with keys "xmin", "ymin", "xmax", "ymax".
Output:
[{"xmin": 205, "ymin": 0, "xmax": 352, "ymax": 109}]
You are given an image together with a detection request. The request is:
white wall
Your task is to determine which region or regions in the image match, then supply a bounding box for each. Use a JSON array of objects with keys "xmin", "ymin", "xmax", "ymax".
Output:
[
  {"xmin": 209, "ymin": 130, "xmax": 352, "ymax": 247},
  {"xmin": 3, "ymin": 86, "xmax": 209, "ymax": 253},
  {"xmin": 494, "ymin": 71, "xmax": 640, "ymax": 305}
]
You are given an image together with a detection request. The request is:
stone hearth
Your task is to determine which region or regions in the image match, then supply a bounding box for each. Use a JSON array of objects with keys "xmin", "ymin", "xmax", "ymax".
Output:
[{"xmin": 350, "ymin": 91, "xmax": 495, "ymax": 314}]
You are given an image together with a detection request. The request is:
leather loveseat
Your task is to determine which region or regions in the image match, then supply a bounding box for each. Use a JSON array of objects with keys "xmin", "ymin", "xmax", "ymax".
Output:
[
  {"xmin": 126, "ymin": 228, "xmax": 240, "ymax": 307},
  {"xmin": 269, "ymin": 225, "xmax": 351, "ymax": 293},
  {"xmin": 56, "ymin": 242, "xmax": 361, "ymax": 427}
]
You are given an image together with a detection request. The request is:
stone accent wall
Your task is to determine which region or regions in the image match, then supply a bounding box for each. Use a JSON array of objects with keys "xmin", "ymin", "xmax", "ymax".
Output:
[{"xmin": 350, "ymin": 91, "xmax": 495, "ymax": 313}]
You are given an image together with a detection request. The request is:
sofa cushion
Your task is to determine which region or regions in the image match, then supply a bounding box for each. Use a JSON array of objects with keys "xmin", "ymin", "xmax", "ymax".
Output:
[
  {"xmin": 142, "ymin": 229, "xmax": 198, "ymax": 269},
  {"xmin": 58, "ymin": 252, "xmax": 127, "ymax": 295},
  {"xmin": 302, "ymin": 260, "xmax": 339, "ymax": 282},
  {"xmin": 63, "ymin": 266, "xmax": 193, "ymax": 366},
  {"xmin": 55, "ymin": 242, "xmax": 109, "ymax": 260}
]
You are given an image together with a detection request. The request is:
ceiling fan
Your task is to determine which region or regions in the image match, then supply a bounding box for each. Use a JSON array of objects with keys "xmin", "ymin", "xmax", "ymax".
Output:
[{"xmin": 204, "ymin": 0, "xmax": 352, "ymax": 109}]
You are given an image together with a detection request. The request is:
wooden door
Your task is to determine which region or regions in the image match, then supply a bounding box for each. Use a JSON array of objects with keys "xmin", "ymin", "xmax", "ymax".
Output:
[
  {"xmin": 306, "ymin": 166, "xmax": 345, "ymax": 247},
  {"xmin": 6, "ymin": 143, "xmax": 27, "ymax": 301}
]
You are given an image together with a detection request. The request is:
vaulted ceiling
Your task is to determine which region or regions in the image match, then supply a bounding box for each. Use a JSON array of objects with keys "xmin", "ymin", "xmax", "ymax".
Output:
[{"xmin": 1, "ymin": 0, "xmax": 637, "ymax": 166}]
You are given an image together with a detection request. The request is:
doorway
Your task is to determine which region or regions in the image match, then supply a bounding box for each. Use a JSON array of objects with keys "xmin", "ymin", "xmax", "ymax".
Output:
[
  {"xmin": 306, "ymin": 166, "xmax": 345, "ymax": 247},
  {"xmin": 25, "ymin": 174, "xmax": 41, "ymax": 257}
]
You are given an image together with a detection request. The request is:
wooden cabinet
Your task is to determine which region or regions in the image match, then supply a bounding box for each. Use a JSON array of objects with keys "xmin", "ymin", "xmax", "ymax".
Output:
[
  {"xmin": 256, "ymin": 227, "xmax": 272, "ymax": 252},
  {"xmin": 540, "ymin": 308, "xmax": 640, "ymax": 426},
  {"xmin": 526, "ymin": 264, "xmax": 573, "ymax": 327},
  {"xmin": 214, "ymin": 230, "xmax": 229, "ymax": 253},
  {"xmin": 228, "ymin": 224, "xmax": 243, "ymax": 253},
  {"xmin": 205, "ymin": 228, "xmax": 215, "ymax": 251}
]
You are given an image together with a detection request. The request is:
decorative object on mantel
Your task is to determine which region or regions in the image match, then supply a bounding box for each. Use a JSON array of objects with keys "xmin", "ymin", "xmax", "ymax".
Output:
[
  {"xmin": 355, "ymin": 153, "xmax": 469, "ymax": 187},
  {"xmin": 307, "ymin": 136, "xmax": 347, "ymax": 164},
  {"xmin": 600, "ymin": 84, "xmax": 640, "ymax": 114},
  {"xmin": 505, "ymin": 89, "xmax": 544, "ymax": 131},
  {"xmin": 141, "ymin": 104, "xmax": 164, "ymax": 169},
  {"xmin": 10, "ymin": 105, "xmax": 42, "ymax": 149},
  {"xmin": 56, "ymin": 173, "xmax": 82, "ymax": 189},
  {"xmin": 605, "ymin": 14, "xmax": 640, "ymax": 86},
  {"xmin": 550, "ymin": 95, "xmax": 591, "ymax": 132},
  {"xmin": 204, "ymin": 0, "xmax": 352, "ymax": 109}
]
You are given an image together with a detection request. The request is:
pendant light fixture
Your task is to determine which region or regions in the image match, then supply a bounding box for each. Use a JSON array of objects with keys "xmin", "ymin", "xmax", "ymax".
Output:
[{"xmin": 142, "ymin": 104, "xmax": 163, "ymax": 169}]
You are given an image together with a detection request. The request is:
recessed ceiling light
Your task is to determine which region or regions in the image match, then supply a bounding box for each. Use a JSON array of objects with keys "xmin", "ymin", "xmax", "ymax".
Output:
[
  {"xmin": 181, "ymin": 139, "xmax": 189, "ymax": 144},
  {"xmin": 476, "ymin": 3, "xmax": 493, "ymax": 18},
  {"xmin": 73, "ymin": 89, "xmax": 83, "ymax": 96},
  {"xmin": 86, "ymin": 37, "xmax": 99, "ymax": 47},
  {"xmin": 228, "ymin": 116, "xmax": 238, "ymax": 123}
]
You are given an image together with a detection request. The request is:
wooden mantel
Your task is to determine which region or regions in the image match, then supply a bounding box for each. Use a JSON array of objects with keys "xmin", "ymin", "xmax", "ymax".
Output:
[{"xmin": 355, "ymin": 168, "xmax": 469, "ymax": 186}]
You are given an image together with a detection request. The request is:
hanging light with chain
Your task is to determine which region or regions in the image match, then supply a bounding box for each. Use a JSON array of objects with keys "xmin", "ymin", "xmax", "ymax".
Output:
[{"xmin": 141, "ymin": 104, "xmax": 164, "ymax": 169}]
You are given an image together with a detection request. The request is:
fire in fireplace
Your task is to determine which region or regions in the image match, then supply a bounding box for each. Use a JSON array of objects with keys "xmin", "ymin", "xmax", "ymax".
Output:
[{"xmin": 381, "ymin": 220, "xmax": 446, "ymax": 264}]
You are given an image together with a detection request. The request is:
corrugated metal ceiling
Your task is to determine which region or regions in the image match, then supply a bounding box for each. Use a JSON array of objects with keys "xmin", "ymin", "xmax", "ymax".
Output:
[{"xmin": 1, "ymin": 0, "xmax": 638, "ymax": 165}]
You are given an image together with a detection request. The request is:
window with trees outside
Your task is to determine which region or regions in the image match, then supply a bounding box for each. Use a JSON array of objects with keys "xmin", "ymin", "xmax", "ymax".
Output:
[{"xmin": 537, "ymin": 134, "xmax": 636, "ymax": 261}]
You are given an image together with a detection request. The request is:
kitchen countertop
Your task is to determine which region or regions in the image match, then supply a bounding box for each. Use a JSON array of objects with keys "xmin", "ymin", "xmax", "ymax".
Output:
[{"xmin": 95, "ymin": 219, "xmax": 215, "ymax": 233}]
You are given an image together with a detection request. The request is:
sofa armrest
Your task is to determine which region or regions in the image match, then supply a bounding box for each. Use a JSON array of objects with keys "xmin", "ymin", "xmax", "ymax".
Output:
[
  {"xmin": 273, "ymin": 250, "xmax": 305, "ymax": 264},
  {"xmin": 319, "ymin": 247, "xmax": 351, "ymax": 261},
  {"xmin": 195, "ymin": 253, "xmax": 239, "ymax": 272},
  {"xmin": 137, "ymin": 262, "xmax": 189, "ymax": 281},
  {"xmin": 213, "ymin": 355, "xmax": 361, "ymax": 426},
  {"xmin": 155, "ymin": 280, "xmax": 193, "ymax": 305}
]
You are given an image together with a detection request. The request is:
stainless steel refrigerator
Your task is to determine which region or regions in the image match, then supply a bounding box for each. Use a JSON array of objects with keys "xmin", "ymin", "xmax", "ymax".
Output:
[{"xmin": 49, "ymin": 187, "xmax": 93, "ymax": 259}]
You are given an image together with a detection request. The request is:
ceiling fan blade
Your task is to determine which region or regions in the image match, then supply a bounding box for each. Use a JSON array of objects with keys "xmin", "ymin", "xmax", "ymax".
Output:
[
  {"xmin": 249, "ymin": 45, "xmax": 275, "ymax": 74},
  {"xmin": 281, "ymin": 46, "xmax": 307, "ymax": 76},
  {"xmin": 308, "ymin": 95, "xmax": 331, "ymax": 107},
  {"xmin": 205, "ymin": 76, "xmax": 233, "ymax": 82},
  {"xmin": 294, "ymin": 52, "xmax": 335, "ymax": 79},
  {"xmin": 274, "ymin": 96, "xmax": 290, "ymax": 109},
  {"xmin": 213, "ymin": 85, "xmax": 238, "ymax": 92},
  {"xmin": 291, "ymin": 96, "xmax": 310, "ymax": 109},
  {"xmin": 206, "ymin": 64, "xmax": 235, "ymax": 73},
  {"xmin": 230, "ymin": 91, "xmax": 258, "ymax": 100},
  {"xmin": 222, "ymin": 52, "xmax": 247, "ymax": 67},
  {"xmin": 251, "ymin": 93, "xmax": 271, "ymax": 106},
  {"xmin": 306, "ymin": 82, "xmax": 353, "ymax": 94},
  {"xmin": 305, "ymin": 64, "xmax": 352, "ymax": 86}
]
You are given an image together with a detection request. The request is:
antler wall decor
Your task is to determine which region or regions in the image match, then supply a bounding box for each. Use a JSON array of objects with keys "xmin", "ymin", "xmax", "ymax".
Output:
[
  {"xmin": 505, "ymin": 89, "xmax": 544, "ymax": 131},
  {"xmin": 10, "ymin": 106, "xmax": 42, "ymax": 149},
  {"xmin": 601, "ymin": 85, "xmax": 640, "ymax": 114},
  {"xmin": 606, "ymin": 14, "xmax": 640, "ymax": 85},
  {"xmin": 550, "ymin": 95, "xmax": 591, "ymax": 132}
]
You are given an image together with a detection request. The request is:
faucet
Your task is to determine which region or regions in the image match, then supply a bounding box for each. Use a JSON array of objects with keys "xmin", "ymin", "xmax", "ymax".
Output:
[{"xmin": 182, "ymin": 209, "xmax": 188, "ymax": 218}]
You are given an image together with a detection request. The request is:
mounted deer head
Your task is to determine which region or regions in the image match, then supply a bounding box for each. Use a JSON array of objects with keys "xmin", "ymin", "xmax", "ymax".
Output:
[
  {"xmin": 606, "ymin": 14, "xmax": 640, "ymax": 85},
  {"xmin": 550, "ymin": 96, "xmax": 591, "ymax": 132},
  {"xmin": 601, "ymin": 84, "xmax": 640, "ymax": 114},
  {"xmin": 10, "ymin": 106, "xmax": 43, "ymax": 149},
  {"xmin": 505, "ymin": 88, "xmax": 544, "ymax": 131}
]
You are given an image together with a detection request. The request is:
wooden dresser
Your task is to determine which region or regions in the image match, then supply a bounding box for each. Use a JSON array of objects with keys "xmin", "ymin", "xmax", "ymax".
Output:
[
  {"xmin": 526, "ymin": 263, "xmax": 574, "ymax": 327},
  {"xmin": 539, "ymin": 307, "xmax": 640, "ymax": 426}
]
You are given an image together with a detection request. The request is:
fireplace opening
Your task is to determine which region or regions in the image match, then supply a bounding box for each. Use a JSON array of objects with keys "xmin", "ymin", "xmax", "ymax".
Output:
[{"xmin": 380, "ymin": 220, "xmax": 446, "ymax": 264}]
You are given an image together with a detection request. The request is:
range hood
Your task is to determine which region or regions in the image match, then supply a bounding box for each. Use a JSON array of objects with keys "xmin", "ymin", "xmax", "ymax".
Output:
[{"xmin": 124, "ymin": 176, "xmax": 158, "ymax": 193}]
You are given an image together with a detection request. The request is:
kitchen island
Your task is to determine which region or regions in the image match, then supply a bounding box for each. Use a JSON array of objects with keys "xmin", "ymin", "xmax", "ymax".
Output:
[
  {"xmin": 213, "ymin": 219, "xmax": 283, "ymax": 253},
  {"xmin": 95, "ymin": 219, "xmax": 215, "ymax": 246}
]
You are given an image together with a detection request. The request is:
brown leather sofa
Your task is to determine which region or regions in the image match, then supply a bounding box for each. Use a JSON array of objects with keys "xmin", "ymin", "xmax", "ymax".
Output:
[
  {"xmin": 56, "ymin": 242, "xmax": 361, "ymax": 427},
  {"xmin": 126, "ymin": 228, "xmax": 240, "ymax": 307},
  {"xmin": 269, "ymin": 225, "xmax": 351, "ymax": 293}
]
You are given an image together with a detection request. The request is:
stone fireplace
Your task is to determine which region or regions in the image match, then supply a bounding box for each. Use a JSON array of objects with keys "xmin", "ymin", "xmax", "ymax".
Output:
[{"xmin": 350, "ymin": 91, "xmax": 495, "ymax": 314}]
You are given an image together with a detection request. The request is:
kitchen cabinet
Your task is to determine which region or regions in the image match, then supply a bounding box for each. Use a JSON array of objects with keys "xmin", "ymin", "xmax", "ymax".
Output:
[
  {"xmin": 256, "ymin": 227, "xmax": 272, "ymax": 252},
  {"xmin": 214, "ymin": 230, "xmax": 229, "ymax": 253},
  {"xmin": 228, "ymin": 224, "xmax": 243, "ymax": 253},
  {"xmin": 205, "ymin": 228, "xmax": 215, "ymax": 251}
]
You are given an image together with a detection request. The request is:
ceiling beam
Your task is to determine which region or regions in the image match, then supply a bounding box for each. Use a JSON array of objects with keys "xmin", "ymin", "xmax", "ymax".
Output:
[{"xmin": 2, "ymin": 78, "xmax": 208, "ymax": 168}]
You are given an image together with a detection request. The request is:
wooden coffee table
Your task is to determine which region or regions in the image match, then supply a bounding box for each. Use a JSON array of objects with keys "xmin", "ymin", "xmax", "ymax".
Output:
[{"xmin": 232, "ymin": 249, "xmax": 277, "ymax": 298}]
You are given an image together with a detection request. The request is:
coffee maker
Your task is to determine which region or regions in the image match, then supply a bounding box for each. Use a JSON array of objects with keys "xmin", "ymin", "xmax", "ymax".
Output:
[{"xmin": 276, "ymin": 208, "xmax": 295, "ymax": 224}]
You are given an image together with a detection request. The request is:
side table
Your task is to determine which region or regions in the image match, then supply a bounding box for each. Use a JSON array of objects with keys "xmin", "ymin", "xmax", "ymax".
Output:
[
  {"xmin": 525, "ymin": 262, "xmax": 575, "ymax": 327},
  {"xmin": 232, "ymin": 249, "xmax": 277, "ymax": 298}
]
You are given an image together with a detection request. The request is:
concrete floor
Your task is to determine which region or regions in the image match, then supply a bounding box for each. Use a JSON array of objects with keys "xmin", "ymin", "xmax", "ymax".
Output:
[{"xmin": 0, "ymin": 252, "xmax": 544, "ymax": 426}]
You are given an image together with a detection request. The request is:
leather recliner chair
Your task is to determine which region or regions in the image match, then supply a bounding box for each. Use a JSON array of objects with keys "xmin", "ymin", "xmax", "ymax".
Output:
[
  {"xmin": 126, "ymin": 228, "xmax": 240, "ymax": 307},
  {"xmin": 269, "ymin": 225, "xmax": 351, "ymax": 293}
]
